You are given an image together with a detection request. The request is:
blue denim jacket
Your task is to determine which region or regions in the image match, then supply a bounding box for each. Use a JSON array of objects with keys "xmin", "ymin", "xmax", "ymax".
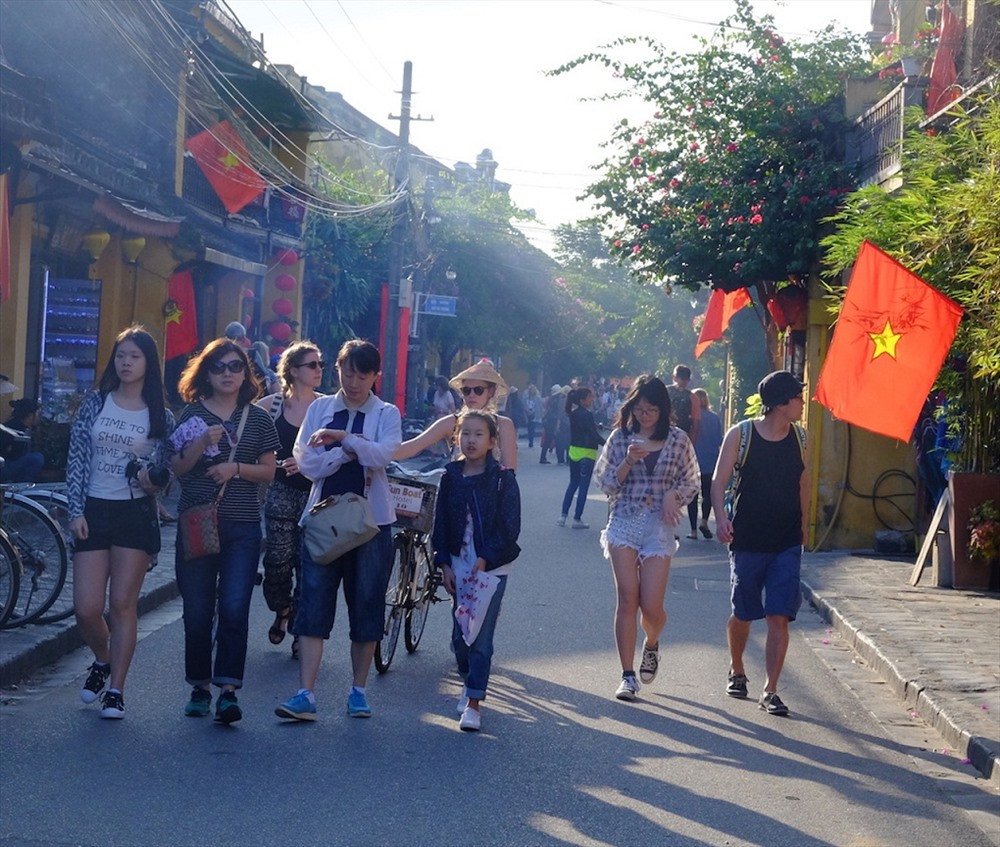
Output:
[{"xmin": 432, "ymin": 455, "xmax": 520, "ymax": 570}]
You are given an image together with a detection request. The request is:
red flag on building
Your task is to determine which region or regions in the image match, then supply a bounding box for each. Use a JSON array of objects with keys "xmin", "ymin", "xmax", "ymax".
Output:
[
  {"xmin": 0, "ymin": 173, "xmax": 11, "ymax": 303},
  {"xmin": 694, "ymin": 287, "xmax": 751, "ymax": 358},
  {"xmin": 926, "ymin": 1, "xmax": 965, "ymax": 115},
  {"xmin": 164, "ymin": 270, "xmax": 199, "ymax": 359},
  {"xmin": 814, "ymin": 241, "xmax": 963, "ymax": 442},
  {"xmin": 185, "ymin": 121, "xmax": 266, "ymax": 214}
]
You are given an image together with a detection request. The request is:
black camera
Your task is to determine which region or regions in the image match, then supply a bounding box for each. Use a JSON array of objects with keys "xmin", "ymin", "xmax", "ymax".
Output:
[{"xmin": 125, "ymin": 459, "xmax": 171, "ymax": 489}]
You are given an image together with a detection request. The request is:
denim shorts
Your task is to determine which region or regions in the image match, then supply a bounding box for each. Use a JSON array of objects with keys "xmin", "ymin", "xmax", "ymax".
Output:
[
  {"xmin": 730, "ymin": 546, "xmax": 803, "ymax": 621},
  {"xmin": 601, "ymin": 509, "xmax": 678, "ymax": 561},
  {"xmin": 74, "ymin": 496, "xmax": 160, "ymax": 555},
  {"xmin": 292, "ymin": 526, "xmax": 393, "ymax": 642}
]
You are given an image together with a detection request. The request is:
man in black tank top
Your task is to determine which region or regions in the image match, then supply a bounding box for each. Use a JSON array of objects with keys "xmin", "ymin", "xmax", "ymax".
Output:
[{"xmin": 710, "ymin": 371, "xmax": 809, "ymax": 717}]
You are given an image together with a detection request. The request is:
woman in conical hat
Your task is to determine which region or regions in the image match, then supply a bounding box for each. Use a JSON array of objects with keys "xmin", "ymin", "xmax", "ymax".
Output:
[{"xmin": 394, "ymin": 358, "xmax": 518, "ymax": 470}]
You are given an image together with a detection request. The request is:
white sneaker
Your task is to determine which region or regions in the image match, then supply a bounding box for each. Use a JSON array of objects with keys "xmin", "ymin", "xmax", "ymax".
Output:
[
  {"xmin": 459, "ymin": 705, "xmax": 481, "ymax": 731},
  {"xmin": 615, "ymin": 674, "xmax": 640, "ymax": 701},
  {"xmin": 456, "ymin": 688, "xmax": 469, "ymax": 715},
  {"xmin": 556, "ymin": 515, "xmax": 566, "ymax": 527},
  {"xmin": 639, "ymin": 644, "xmax": 660, "ymax": 684},
  {"xmin": 572, "ymin": 519, "xmax": 589, "ymax": 529}
]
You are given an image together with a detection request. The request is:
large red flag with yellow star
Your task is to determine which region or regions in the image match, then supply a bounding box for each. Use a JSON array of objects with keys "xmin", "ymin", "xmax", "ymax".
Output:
[
  {"xmin": 164, "ymin": 270, "xmax": 199, "ymax": 360},
  {"xmin": 815, "ymin": 241, "xmax": 963, "ymax": 442},
  {"xmin": 185, "ymin": 121, "xmax": 266, "ymax": 214}
]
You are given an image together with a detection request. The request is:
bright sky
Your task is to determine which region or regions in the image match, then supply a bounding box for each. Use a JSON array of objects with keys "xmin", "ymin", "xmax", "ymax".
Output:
[{"xmin": 227, "ymin": 0, "xmax": 874, "ymax": 251}]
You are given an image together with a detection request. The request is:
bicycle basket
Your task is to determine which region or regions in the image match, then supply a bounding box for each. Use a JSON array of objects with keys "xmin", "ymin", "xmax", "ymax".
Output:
[{"xmin": 387, "ymin": 474, "xmax": 439, "ymax": 534}]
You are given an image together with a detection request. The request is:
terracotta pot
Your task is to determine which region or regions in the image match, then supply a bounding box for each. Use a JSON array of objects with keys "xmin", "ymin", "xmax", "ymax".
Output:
[{"xmin": 948, "ymin": 471, "xmax": 1000, "ymax": 590}]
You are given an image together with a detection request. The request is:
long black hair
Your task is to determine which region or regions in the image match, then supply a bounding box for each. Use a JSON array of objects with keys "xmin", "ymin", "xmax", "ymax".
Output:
[
  {"xmin": 97, "ymin": 325, "xmax": 168, "ymax": 439},
  {"xmin": 615, "ymin": 374, "xmax": 672, "ymax": 441},
  {"xmin": 565, "ymin": 386, "xmax": 592, "ymax": 415}
]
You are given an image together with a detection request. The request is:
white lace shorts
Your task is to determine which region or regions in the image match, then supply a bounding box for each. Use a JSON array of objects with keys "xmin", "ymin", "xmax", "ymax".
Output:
[{"xmin": 600, "ymin": 509, "xmax": 678, "ymax": 561}]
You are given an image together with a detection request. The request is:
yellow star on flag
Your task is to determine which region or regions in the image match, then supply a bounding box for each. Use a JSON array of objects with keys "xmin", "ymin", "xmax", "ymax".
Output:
[
  {"xmin": 218, "ymin": 150, "xmax": 240, "ymax": 170},
  {"xmin": 869, "ymin": 319, "xmax": 902, "ymax": 360}
]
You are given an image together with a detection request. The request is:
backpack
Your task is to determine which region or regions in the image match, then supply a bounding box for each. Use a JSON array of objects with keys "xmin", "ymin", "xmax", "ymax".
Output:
[
  {"xmin": 669, "ymin": 387, "xmax": 694, "ymax": 434},
  {"xmin": 725, "ymin": 419, "xmax": 807, "ymax": 518}
]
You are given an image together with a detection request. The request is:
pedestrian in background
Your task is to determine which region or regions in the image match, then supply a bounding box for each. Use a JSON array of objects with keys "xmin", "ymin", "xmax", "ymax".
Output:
[
  {"xmin": 68, "ymin": 326, "xmax": 174, "ymax": 719},
  {"xmin": 687, "ymin": 388, "xmax": 723, "ymax": 540},
  {"xmin": 275, "ymin": 340, "xmax": 401, "ymax": 722},
  {"xmin": 595, "ymin": 375, "xmax": 699, "ymax": 702},
  {"xmin": 255, "ymin": 341, "xmax": 325, "ymax": 657},
  {"xmin": 432, "ymin": 409, "xmax": 521, "ymax": 732},
  {"xmin": 170, "ymin": 339, "xmax": 278, "ymax": 724},
  {"xmin": 667, "ymin": 364, "xmax": 700, "ymax": 445},
  {"xmin": 711, "ymin": 370, "xmax": 809, "ymax": 717},
  {"xmin": 558, "ymin": 386, "xmax": 605, "ymax": 529},
  {"xmin": 431, "ymin": 375, "xmax": 457, "ymax": 419},
  {"xmin": 0, "ymin": 398, "xmax": 45, "ymax": 483},
  {"xmin": 522, "ymin": 384, "xmax": 542, "ymax": 448},
  {"xmin": 539, "ymin": 384, "xmax": 561, "ymax": 464},
  {"xmin": 554, "ymin": 384, "xmax": 571, "ymax": 464}
]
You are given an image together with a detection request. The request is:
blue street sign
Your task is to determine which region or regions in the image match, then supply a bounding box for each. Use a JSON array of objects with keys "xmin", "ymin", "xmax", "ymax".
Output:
[{"xmin": 423, "ymin": 295, "xmax": 457, "ymax": 316}]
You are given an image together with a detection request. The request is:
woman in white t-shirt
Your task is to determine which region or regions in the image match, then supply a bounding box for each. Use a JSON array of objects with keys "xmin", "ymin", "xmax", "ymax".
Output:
[{"xmin": 66, "ymin": 326, "xmax": 174, "ymax": 719}]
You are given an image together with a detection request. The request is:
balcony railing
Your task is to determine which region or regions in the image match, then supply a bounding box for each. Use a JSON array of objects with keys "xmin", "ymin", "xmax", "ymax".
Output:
[{"xmin": 846, "ymin": 81, "xmax": 927, "ymax": 188}]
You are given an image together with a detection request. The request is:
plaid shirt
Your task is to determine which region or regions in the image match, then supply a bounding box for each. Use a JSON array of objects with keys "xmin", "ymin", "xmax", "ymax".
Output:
[{"xmin": 595, "ymin": 427, "xmax": 700, "ymax": 519}]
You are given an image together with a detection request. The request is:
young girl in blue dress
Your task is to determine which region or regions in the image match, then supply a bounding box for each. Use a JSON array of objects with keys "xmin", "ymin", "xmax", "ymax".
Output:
[{"xmin": 432, "ymin": 409, "xmax": 521, "ymax": 732}]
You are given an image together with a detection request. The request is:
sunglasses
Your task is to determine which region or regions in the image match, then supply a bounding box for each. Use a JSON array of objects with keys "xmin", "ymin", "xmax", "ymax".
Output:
[
  {"xmin": 461, "ymin": 386, "xmax": 487, "ymax": 397},
  {"xmin": 295, "ymin": 360, "xmax": 325, "ymax": 370},
  {"xmin": 208, "ymin": 360, "xmax": 245, "ymax": 375}
]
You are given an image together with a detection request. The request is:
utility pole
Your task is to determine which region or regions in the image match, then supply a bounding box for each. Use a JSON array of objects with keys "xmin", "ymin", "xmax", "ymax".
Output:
[{"xmin": 384, "ymin": 62, "xmax": 432, "ymax": 412}]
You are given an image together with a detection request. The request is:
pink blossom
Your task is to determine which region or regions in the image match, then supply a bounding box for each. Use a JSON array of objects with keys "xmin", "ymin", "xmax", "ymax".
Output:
[
  {"xmin": 733, "ymin": 262, "xmax": 741, "ymax": 271},
  {"xmin": 641, "ymin": 223, "xmax": 650, "ymax": 231},
  {"xmin": 631, "ymin": 156, "xmax": 643, "ymax": 167},
  {"xmin": 769, "ymin": 54, "xmax": 779, "ymax": 63},
  {"xmin": 696, "ymin": 214, "xmax": 709, "ymax": 227},
  {"xmin": 749, "ymin": 214, "xmax": 763, "ymax": 225},
  {"xmin": 689, "ymin": 142, "xmax": 699, "ymax": 151},
  {"xmin": 632, "ymin": 244, "xmax": 641, "ymax": 254},
  {"xmin": 669, "ymin": 178, "xmax": 680, "ymax": 189},
  {"xmin": 614, "ymin": 240, "xmax": 622, "ymax": 248},
  {"xmin": 725, "ymin": 143, "xmax": 738, "ymax": 153},
  {"xmin": 637, "ymin": 137, "xmax": 646, "ymax": 146},
  {"xmin": 702, "ymin": 100, "xmax": 714, "ymax": 107},
  {"xmin": 799, "ymin": 196, "xmax": 811, "ymax": 204},
  {"xmin": 698, "ymin": 157, "xmax": 707, "ymax": 164},
  {"xmin": 748, "ymin": 180, "xmax": 757, "ymax": 186},
  {"xmin": 648, "ymin": 176, "xmax": 656, "ymax": 183}
]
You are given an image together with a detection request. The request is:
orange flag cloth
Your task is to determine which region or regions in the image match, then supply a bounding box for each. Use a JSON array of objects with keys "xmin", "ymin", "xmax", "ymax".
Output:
[
  {"xmin": 926, "ymin": 0, "xmax": 965, "ymax": 115},
  {"xmin": 695, "ymin": 287, "xmax": 751, "ymax": 358},
  {"xmin": 814, "ymin": 241, "xmax": 963, "ymax": 442},
  {"xmin": 185, "ymin": 121, "xmax": 266, "ymax": 214}
]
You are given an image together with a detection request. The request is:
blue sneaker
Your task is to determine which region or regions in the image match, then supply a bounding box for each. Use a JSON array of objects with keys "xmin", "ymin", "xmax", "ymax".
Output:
[
  {"xmin": 346, "ymin": 689, "xmax": 371, "ymax": 718},
  {"xmin": 275, "ymin": 691, "xmax": 317, "ymax": 721}
]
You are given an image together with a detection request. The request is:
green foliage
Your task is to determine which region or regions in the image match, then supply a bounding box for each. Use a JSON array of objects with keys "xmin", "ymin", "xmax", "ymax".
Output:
[
  {"xmin": 550, "ymin": 0, "xmax": 868, "ymax": 293},
  {"xmin": 821, "ymin": 93, "xmax": 1000, "ymax": 472}
]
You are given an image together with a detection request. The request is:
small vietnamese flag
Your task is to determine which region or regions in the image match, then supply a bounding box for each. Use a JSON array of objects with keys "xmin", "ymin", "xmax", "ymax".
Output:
[
  {"xmin": 164, "ymin": 270, "xmax": 199, "ymax": 360},
  {"xmin": 814, "ymin": 241, "xmax": 963, "ymax": 442},
  {"xmin": 185, "ymin": 120, "xmax": 266, "ymax": 214},
  {"xmin": 694, "ymin": 287, "xmax": 751, "ymax": 358}
]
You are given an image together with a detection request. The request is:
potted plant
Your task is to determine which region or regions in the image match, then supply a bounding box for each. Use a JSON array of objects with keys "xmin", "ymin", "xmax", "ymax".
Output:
[{"xmin": 964, "ymin": 499, "xmax": 1000, "ymax": 590}]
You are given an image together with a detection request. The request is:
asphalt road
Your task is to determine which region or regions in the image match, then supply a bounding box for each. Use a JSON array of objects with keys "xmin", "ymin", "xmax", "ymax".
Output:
[{"xmin": 1, "ymin": 443, "xmax": 996, "ymax": 847}]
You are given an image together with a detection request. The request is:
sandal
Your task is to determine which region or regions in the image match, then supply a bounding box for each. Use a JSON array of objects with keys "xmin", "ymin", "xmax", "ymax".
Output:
[
  {"xmin": 291, "ymin": 635, "xmax": 299, "ymax": 661},
  {"xmin": 686, "ymin": 533, "xmax": 698, "ymax": 540},
  {"xmin": 268, "ymin": 609, "xmax": 291, "ymax": 645}
]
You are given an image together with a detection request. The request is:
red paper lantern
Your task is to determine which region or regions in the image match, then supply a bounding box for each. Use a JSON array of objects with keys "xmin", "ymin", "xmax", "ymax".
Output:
[
  {"xmin": 271, "ymin": 345, "xmax": 286, "ymax": 357},
  {"xmin": 274, "ymin": 273, "xmax": 296, "ymax": 292},
  {"xmin": 274, "ymin": 248, "xmax": 298, "ymax": 266},
  {"xmin": 272, "ymin": 297, "xmax": 294, "ymax": 317},
  {"xmin": 269, "ymin": 321, "xmax": 292, "ymax": 342},
  {"xmin": 241, "ymin": 287, "xmax": 255, "ymax": 299}
]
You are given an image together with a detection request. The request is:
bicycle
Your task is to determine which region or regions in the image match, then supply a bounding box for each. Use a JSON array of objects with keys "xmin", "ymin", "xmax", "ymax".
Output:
[
  {"xmin": 0, "ymin": 493, "xmax": 23, "ymax": 628},
  {"xmin": 18, "ymin": 485, "xmax": 76, "ymax": 624},
  {"xmin": 374, "ymin": 463, "xmax": 447, "ymax": 673},
  {"xmin": 0, "ymin": 487, "xmax": 69, "ymax": 627}
]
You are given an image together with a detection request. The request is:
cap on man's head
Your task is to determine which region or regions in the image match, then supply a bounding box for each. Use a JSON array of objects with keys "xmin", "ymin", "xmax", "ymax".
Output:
[
  {"xmin": 224, "ymin": 321, "xmax": 247, "ymax": 340},
  {"xmin": 758, "ymin": 370, "xmax": 805, "ymax": 412}
]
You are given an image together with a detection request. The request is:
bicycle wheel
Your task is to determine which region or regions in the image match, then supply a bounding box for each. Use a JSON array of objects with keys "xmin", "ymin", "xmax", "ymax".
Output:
[
  {"xmin": 404, "ymin": 541, "xmax": 433, "ymax": 653},
  {"xmin": 0, "ymin": 531, "xmax": 23, "ymax": 629},
  {"xmin": 1, "ymin": 492, "xmax": 68, "ymax": 626},
  {"xmin": 20, "ymin": 489, "xmax": 75, "ymax": 624},
  {"xmin": 374, "ymin": 534, "xmax": 407, "ymax": 673}
]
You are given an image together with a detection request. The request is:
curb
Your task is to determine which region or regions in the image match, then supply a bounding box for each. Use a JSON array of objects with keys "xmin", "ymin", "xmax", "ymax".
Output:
[
  {"xmin": 0, "ymin": 578, "xmax": 180, "ymax": 691},
  {"xmin": 802, "ymin": 579, "xmax": 999, "ymax": 790}
]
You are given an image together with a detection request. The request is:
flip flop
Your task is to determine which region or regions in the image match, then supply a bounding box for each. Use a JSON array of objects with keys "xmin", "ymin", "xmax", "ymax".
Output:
[
  {"xmin": 699, "ymin": 525, "xmax": 713, "ymax": 539},
  {"xmin": 686, "ymin": 533, "xmax": 698, "ymax": 540}
]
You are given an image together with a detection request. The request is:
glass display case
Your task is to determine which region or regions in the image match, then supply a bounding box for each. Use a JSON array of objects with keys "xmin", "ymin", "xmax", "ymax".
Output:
[{"xmin": 40, "ymin": 276, "xmax": 101, "ymax": 417}]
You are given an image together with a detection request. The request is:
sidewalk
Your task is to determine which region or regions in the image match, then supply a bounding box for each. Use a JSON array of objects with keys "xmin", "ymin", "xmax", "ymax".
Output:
[{"xmin": 1, "ymin": 514, "xmax": 997, "ymax": 786}]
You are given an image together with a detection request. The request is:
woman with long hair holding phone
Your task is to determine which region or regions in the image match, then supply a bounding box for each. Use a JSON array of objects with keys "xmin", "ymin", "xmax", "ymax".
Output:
[{"xmin": 68, "ymin": 326, "xmax": 174, "ymax": 719}]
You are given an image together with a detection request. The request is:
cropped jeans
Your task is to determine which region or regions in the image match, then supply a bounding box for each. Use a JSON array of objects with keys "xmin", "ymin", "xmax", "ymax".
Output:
[
  {"xmin": 451, "ymin": 574, "xmax": 507, "ymax": 701},
  {"xmin": 175, "ymin": 518, "xmax": 261, "ymax": 688},
  {"xmin": 561, "ymin": 457, "xmax": 595, "ymax": 521}
]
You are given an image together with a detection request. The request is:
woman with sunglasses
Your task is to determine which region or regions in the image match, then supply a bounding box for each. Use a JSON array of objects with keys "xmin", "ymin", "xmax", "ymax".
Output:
[
  {"xmin": 394, "ymin": 359, "xmax": 518, "ymax": 470},
  {"xmin": 255, "ymin": 341, "xmax": 325, "ymax": 655},
  {"xmin": 594, "ymin": 375, "xmax": 700, "ymax": 702},
  {"xmin": 67, "ymin": 326, "xmax": 174, "ymax": 719},
  {"xmin": 170, "ymin": 338, "xmax": 279, "ymax": 723}
]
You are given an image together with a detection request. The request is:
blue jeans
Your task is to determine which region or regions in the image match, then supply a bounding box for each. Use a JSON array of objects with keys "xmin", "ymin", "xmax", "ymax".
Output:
[
  {"xmin": 175, "ymin": 519, "xmax": 261, "ymax": 688},
  {"xmin": 451, "ymin": 574, "xmax": 507, "ymax": 701},
  {"xmin": 561, "ymin": 457, "xmax": 595, "ymax": 521}
]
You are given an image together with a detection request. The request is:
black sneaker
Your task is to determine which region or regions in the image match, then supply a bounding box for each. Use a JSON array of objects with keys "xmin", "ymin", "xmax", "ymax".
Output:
[
  {"xmin": 759, "ymin": 691, "xmax": 789, "ymax": 716},
  {"xmin": 214, "ymin": 690, "xmax": 242, "ymax": 724},
  {"xmin": 726, "ymin": 672, "xmax": 749, "ymax": 698},
  {"xmin": 184, "ymin": 687, "xmax": 212, "ymax": 717},
  {"xmin": 80, "ymin": 662, "xmax": 110, "ymax": 704},
  {"xmin": 100, "ymin": 690, "xmax": 125, "ymax": 719}
]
